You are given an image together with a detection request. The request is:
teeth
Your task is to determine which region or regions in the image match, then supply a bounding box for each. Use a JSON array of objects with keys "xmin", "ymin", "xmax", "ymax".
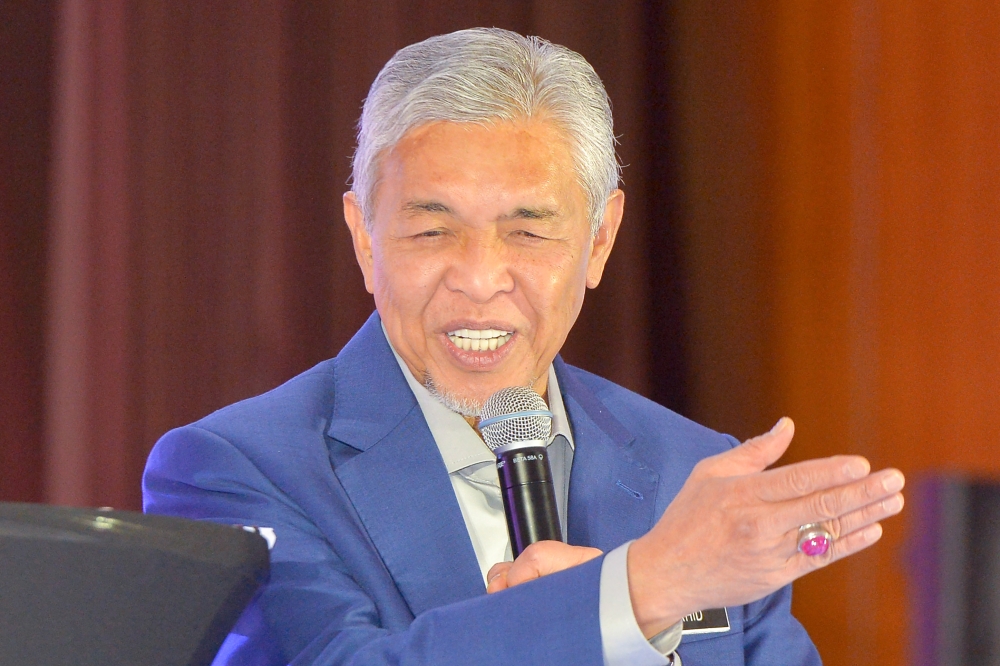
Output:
[{"xmin": 447, "ymin": 328, "xmax": 513, "ymax": 352}]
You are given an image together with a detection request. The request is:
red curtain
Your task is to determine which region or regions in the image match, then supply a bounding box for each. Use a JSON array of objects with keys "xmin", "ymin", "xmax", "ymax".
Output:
[{"xmin": 24, "ymin": 0, "xmax": 691, "ymax": 509}]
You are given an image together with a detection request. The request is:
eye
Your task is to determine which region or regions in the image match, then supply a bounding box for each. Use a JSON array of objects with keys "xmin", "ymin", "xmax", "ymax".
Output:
[
  {"xmin": 413, "ymin": 228, "xmax": 448, "ymax": 239},
  {"xmin": 512, "ymin": 229, "xmax": 547, "ymax": 241}
]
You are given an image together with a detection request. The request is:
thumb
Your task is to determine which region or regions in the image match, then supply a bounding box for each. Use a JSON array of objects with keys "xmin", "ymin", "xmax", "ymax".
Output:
[{"xmin": 696, "ymin": 417, "xmax": 795, "ymax": 478}]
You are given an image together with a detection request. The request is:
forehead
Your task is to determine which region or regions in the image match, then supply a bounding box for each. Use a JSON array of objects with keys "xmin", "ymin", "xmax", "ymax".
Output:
[
  {"xmin": 374, "ymin": 119, "xmax": 585, "ymax": 213},
  {"xmin": 394, "ymin": 117, "xmax": 573, "ymax": 160}
]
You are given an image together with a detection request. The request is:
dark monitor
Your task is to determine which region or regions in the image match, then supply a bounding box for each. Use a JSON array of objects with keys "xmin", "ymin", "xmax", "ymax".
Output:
[
  {"xmin": 0, "ymin": 503, "xmax": 269, "ymax": 666},
  {"xmin": 912, "ymin": 477, "xmax": 1000, "ymax": 666}
]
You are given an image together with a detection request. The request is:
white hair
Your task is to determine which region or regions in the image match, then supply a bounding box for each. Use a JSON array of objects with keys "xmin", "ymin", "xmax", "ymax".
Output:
[
  {"xmin": 423, "ymin": 374, "xmax": 483, "ymax": 418},
  {"xmin": 351, "ymin": 27, "xmax": 620, "ymax": 236}
]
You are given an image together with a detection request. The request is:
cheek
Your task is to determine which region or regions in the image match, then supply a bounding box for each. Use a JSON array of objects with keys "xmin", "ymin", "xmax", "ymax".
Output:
[
  {"xmin": 517, "ymin": 248, "xmax": 588, "ymax": 333},
  {"xmin": 371, "ymin": 246, "xmax": 445, "ymax": 315}
]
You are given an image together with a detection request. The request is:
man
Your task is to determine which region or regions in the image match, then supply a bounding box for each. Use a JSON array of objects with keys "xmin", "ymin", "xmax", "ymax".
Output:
[{"xmin": 143, "ymin": 28, "xmax": 904, "ymax": 665}]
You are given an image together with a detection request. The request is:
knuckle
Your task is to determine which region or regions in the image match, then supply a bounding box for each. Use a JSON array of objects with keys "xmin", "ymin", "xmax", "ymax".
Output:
[
  {"xmin": 520, "ymin": 543, "xmax": 544, "ymax": 565},
  {"xmin": 733, "ymin": 515, "xmax": 763, "ymax": 542},
  {"xmin": 536, "ymin": 540, "xmax": 558, "ymax": 555},
  {"xmin": 863, "ymin": 478, "xmax": 882, "ymax": 501},
  {"xmin": 691, "ymin": 458, "xmax": 713, "ymax": 478},
  {"xmin": 785, "ymin": 470, "xmax": 813, "ymax": 497},
  {"xmin": 812, "ymin": 492, "xmax": 841, "ymax": 520}
]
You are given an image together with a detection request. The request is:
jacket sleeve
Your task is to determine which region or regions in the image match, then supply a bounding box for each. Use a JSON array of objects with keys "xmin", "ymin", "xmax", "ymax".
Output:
[{"xmin": 143, "ymin": 425, "xmax": 606, "ymax": 666}]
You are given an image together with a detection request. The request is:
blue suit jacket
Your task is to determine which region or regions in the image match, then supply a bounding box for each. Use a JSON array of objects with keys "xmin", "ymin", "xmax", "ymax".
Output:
[{"xmin": 143, "ymin": 312, "xmax": 821, "ymax": 665}]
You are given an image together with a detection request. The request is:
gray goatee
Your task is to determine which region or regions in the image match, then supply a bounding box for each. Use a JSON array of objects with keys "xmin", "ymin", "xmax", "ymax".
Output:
[{"xmin": 423, "ymin": 374, "xmax": 484, "ymax": 418}]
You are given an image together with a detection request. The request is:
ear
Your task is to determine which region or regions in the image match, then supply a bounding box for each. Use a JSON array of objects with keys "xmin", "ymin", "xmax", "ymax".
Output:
[
  {"xmin": 585, "ymin": 189, "xmax": 624, "ymax": 289},
  {"xmin": 343, "ymin": 191, "xmax": 375, "ymax": 294}
]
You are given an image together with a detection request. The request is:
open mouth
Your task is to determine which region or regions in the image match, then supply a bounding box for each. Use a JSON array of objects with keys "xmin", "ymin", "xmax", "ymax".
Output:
[{"xmin": 446, "ymin": 328, "xmax": 513, "ymax": 352}]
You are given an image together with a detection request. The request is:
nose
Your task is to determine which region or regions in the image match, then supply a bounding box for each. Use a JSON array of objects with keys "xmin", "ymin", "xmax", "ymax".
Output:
[{"xmin": 443, "ymin": 238, "xmax": 514, "ymax": 303}]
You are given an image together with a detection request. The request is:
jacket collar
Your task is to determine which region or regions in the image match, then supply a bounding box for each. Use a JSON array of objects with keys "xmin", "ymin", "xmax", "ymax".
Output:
[
  {"xmin": 325, "ymin": 312, "xmax": 484, "ymax": 617},
  {"xmin": 326, "ymin": 312, "xmax": 417, "ymax": 452}
]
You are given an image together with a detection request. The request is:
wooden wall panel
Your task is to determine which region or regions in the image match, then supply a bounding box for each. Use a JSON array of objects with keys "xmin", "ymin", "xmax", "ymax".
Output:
[
  {"xmin": 674, "ymin": 1, "xmax": 1000, "ymax": 664},
  {"xmin": 877, "ymin": 0, "xmax": 1000, "ymax": 475},
  {"xmin": 875, "ymin": 5, "xmax": 1000, "ymax": 660},
  {"xmin": 770, "ymin": 4, "xmax": 862, "ymax": 663}
]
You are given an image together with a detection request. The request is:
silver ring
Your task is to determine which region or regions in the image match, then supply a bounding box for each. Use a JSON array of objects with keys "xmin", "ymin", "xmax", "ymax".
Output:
[{"xmin": 797, "ymin": 523, "xmax": 833, "ymax": 556}]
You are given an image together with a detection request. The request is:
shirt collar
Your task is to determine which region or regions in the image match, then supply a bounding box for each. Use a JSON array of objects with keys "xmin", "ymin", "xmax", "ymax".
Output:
[{"xmin": 381, "ymin": 323, "xmax": 574, "ymax": 474}]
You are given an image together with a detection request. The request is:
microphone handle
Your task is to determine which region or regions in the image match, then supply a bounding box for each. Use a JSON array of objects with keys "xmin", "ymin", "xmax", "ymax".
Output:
[{"xmin": 496, "ymin": 445, "xmax": 562, "ymax": 557}]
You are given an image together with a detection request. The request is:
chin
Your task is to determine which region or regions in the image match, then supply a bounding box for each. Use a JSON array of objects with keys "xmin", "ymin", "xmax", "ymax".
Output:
[{"xmin": 422, "ymin": 373, "xmax": 487, "ymax": 417}]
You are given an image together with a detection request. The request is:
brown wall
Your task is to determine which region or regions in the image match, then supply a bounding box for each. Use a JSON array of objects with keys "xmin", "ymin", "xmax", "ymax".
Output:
[
  {"xmin": 670, "ymin": 1, "xmax": 1000, "ymax": 663},
  {"xmin": 1, "ymin": 2, "xmax": 998, "ymax": 664}
]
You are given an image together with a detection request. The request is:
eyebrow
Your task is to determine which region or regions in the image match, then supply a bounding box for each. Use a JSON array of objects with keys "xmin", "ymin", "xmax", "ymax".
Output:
[
  {"xmin": 502, "ymin": 207, "xmax": 559, "ymax": 221},
  {"xmin": 402, "ymin": 200, "xmax": 454, "ymax": 216},
  {"xmin": 401, "ymin": 200, "xmax": 560, "ymax": 221}
]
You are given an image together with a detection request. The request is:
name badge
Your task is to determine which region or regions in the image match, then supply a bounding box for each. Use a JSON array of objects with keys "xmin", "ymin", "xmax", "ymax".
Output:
[{"xmin": 682, "ymin": 608, "xmax": 730, "ymax": 634}]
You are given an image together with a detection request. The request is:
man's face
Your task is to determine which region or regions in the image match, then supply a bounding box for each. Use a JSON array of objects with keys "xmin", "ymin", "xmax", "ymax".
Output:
[{"xmin": 343, "ymin": 119, "xmax": 623, "ymax": 411}]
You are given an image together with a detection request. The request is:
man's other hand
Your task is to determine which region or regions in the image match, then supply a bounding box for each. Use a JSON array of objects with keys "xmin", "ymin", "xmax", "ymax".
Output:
[
  {"xmin": 486, "ymin": 541, "xmax": 603, "ymax": 594},
  {"xmin": 627, "ymin": 417, "xmax": 905, "ymax": 638}
]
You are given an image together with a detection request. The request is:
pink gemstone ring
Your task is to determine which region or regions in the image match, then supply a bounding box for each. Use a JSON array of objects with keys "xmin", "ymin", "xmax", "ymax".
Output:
[{"xmin": 797, "ymin": 523, "xmax": 833, "ymax": 556}]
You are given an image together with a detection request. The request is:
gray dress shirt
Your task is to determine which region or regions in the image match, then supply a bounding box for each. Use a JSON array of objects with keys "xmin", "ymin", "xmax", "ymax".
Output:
[{"xmin": 385, "ymin": 330, "xmax": 681, "ymax": 664}]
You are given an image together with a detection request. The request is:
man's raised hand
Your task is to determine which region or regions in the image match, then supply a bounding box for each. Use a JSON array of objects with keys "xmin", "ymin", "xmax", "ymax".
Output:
[{"xmin": 627, "ymin": 418, "xmax": 905, "ymax": 638}]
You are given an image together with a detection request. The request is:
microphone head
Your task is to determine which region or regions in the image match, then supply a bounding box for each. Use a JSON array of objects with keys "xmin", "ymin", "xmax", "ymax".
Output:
[{"xmin": 479, "ymin": 386, "xmax": 553, "ymax": 453}]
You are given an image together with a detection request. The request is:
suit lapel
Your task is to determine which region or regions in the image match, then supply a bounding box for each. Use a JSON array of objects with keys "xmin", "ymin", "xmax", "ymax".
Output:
[
  {"xmin": 556, "ymin": 359, "xmax": 661, "ymax": 552},
  {"xmin": 326, "ymin": 313, "xmax": 484, "ymax": 617}
]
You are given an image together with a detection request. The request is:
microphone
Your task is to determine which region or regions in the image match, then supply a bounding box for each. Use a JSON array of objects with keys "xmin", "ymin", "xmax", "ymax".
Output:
[{"xmin": 479, "ymin": 387, "xmax": 562, "ymax": 557}]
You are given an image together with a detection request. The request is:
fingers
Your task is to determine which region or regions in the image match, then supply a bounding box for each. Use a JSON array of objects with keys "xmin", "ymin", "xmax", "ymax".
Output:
[
  {"xmin": 793, "ymin": 521, "xmax": 884, "ymax": 574},
  {"xmin": 754, "ymin": 455, "xmax": 871, "ymax": 502},
  {"xmin": 773, "ymin": 468, "xmax": 905, "ymax": 532},
  {"xmin": 506, "ymin": 542, "xmax": 602, "ymax": 588},
  {"xmin": 694, "ymin": 418, "xmax": 795, "ymax": 479},
  {"xmin": 486, "ymin": 562, "xmax": 513, "ymax": 594},
  {"xmin": 501, "ymin": 542, "xmax": 603, "ymax": 590},
  {"xmin": 487, "ymin": 542, "xmax": 603, "ymax": 594},
  {"xmin": 779, "ymin": 491, "xmax": 902, "ymax": 565},
  {"xmin": 783, "ymin": 494, "xmax": 899, "ymax": 576},
  {"xmin": 824, "ymin": 491, "xmax": 904, "ymax": 540}
]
